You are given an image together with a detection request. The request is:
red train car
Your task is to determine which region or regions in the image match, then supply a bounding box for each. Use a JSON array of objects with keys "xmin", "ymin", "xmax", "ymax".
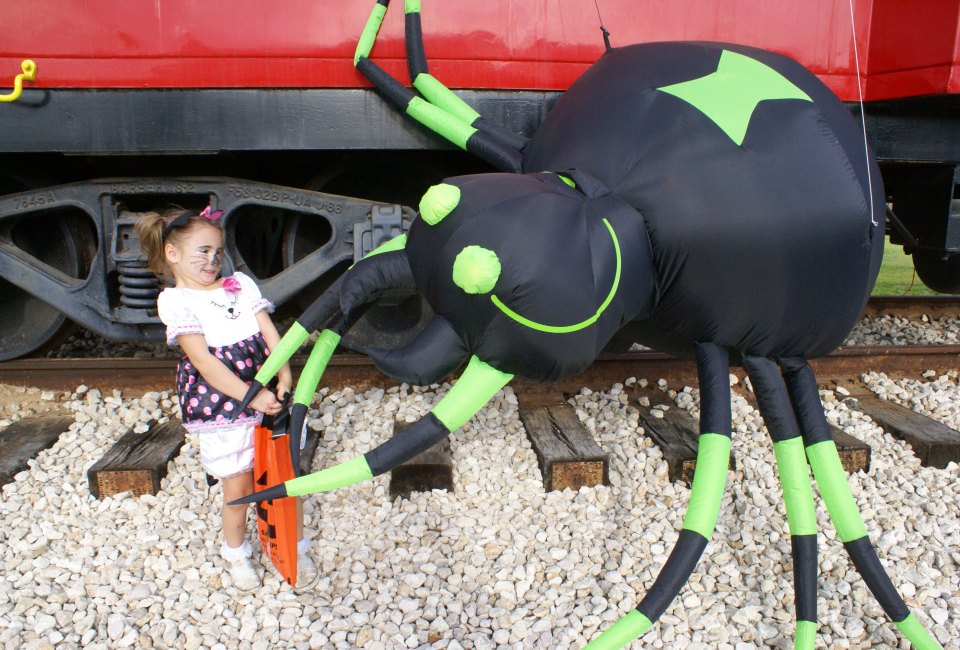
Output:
[{"xmin": 0, "ymin": 0, "xmax": 958, "ymax": 358}]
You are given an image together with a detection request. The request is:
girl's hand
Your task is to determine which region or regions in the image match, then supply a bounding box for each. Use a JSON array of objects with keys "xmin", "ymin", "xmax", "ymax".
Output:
[
  {"xmin": 276, "ymin": 367, "xmax": 293, "ymax": 401},
  {"xmin": 249, "ymin": 388, "xmax": 283, "ymax": 415}
]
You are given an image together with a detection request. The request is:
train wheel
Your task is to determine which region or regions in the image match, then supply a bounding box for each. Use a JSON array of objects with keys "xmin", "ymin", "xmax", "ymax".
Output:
[
  {"xmin": 283, "ymin": 155, "xmax": 440, "ymax": 347},
  {"xmin": 912, "ymin": 248, "xmax": 960, "ymax": 294},
  {"xmin": 281, "ymin": 205, "xmax": 433, "ymax": 351},
  {"xmin": 0, "ymin": 215, "xmax": 90, "ymax": 360}
]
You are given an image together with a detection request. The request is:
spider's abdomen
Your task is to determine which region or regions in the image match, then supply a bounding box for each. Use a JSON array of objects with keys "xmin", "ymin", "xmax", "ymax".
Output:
[{"xmin": 523, "ymin": 42, "xmax": 884, "ymax": 358}]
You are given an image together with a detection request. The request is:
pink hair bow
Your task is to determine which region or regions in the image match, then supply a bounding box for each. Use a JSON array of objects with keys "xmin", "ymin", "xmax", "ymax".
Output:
[
  {"xmin": 199, "ymin": 205, "xmax": 224, "ymax": 221},
  {"xmin": 222, "ymin": 276, "xmax": 241, "ymax": 294}
]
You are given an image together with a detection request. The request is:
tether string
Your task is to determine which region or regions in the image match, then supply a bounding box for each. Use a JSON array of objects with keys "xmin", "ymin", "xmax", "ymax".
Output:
[{"xmin": 848, "ymin": 0, "xmax": 877, "ymax": 227}]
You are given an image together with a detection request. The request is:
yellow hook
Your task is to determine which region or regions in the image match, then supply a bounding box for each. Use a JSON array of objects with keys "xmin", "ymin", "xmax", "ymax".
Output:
[{"xmin": 0, "ymin": 60, "xmax": 38, "ymax": 103}]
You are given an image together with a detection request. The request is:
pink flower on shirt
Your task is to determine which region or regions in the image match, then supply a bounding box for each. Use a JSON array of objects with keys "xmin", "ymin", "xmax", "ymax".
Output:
[{"xmin": 222, "ymin": 276, "xmax": 241, "ymax": 294}]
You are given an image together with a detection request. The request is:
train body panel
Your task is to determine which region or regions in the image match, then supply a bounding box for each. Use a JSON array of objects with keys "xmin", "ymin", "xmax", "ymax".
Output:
[
  {"xmin": 866, "ymin": 0, "xmax": 960, "ymax": 99},
  {"xmin": 3, "ymin": 0, "xmax": 959, "ymax": 100}
]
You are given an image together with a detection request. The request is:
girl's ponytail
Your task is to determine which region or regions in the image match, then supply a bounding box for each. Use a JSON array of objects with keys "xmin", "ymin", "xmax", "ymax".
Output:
[{"xmin": 135, "ymin": 211, "xmax": 171, "ymax": 276}]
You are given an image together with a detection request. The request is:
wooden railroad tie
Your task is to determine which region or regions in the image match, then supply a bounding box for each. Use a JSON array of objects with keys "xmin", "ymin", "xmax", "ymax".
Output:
[
  {"xmin": 87, "ymin": 420, "xmax": 186, "ymax": 498},
  {"xmin": 389, "ymin": 419, "xmax": 453, "ymax": 498},
  {"xmin": 0, "ymin": 415, "xmax": 74, "ymax": 487},
  {"xmin": 838, "ymin": 383, "xmax": 960, "ymax": 469},
  {"xmin": 633, "ymin": 394, "xmax": 736, "ymax": 484},
  {"xmin": 516, "ymin": 391, "xmax": 609, "ymax": 492},
  {"xmin": 829, "ymin": 427, "xmax": 873, "ymax": 474},
  {"xmin": 736, "ymin": 388, "xmax": 872, "ymax": 475}
]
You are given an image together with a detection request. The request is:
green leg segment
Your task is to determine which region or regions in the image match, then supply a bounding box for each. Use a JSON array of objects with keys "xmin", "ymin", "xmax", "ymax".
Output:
[
  {"xmin": 773, "ymin": 438, "xmax": 819, "ymax": 650},
  {"xmin": 354, "ymin": 1, "xmax": 388, "ymax": 64},
  {"xmin": 584, "ymin": 611, "xmax": 652, "ymax": 650},
  {"xmin": 585, "ymin": 343, "xmax": 732, "ymax": 649},
  {"xmin": 781, "ymin": 357, "xmax": 942, "ymax": 650},
  {"xmin": 288, "ymin": 329, "xmax": 343, "ymax": 474},
  {"xmin": 794, "ymin": 620, "xmax": 817, "ymax": 649},
  {"xmin": 743, "ymin": 354, "xmax": 818, "ymax": 649},
  {"xmin": 260, "ymin": 321, "xmax": 310, "ymax": 385},
  {"xmin": 292, "ymin": 329, "xmax": 341, "ymax": 407},
  {"xmin": 234, "ymin": 321, "xmax": 311, "ymax": 416}
]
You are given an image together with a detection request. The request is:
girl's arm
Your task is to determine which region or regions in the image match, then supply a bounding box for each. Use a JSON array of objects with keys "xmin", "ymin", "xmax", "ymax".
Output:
[
  {"xmin": 178, "ymin": 334, "xmax": 282, "ymax": 414},
  {"xmin": 256, "ymin": 311, "xmax": 293, "ymax": 400}
]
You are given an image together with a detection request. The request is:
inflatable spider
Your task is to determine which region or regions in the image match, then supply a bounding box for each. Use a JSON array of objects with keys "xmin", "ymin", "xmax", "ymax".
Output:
[{"xmin": 233, "ymin": 2, "xmax": 942, "ymax": 648}]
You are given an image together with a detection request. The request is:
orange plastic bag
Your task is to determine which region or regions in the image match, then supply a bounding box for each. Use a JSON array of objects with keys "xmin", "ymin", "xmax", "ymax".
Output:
[{"xmin": 253, "ymin": 411, "xmax": 298, "ymax": 587}]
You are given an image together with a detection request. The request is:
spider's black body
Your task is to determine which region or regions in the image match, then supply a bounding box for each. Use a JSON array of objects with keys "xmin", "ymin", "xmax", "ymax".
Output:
[
  {"xmin": 233, "ymin": 9, "xmax": 942, "ymax": 649},
  {"xmin": 391, "ymin": 41, "xmax": 883, "ymax": 386},
  {"xmin": 520, "ymin": 42, "xmax": 884, "ymax": 361}
]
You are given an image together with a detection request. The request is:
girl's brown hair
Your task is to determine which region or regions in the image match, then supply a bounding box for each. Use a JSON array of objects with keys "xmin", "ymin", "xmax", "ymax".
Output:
[{"xmin": 134, "ymin": 207, "xmax": 224, "ymax": 276}]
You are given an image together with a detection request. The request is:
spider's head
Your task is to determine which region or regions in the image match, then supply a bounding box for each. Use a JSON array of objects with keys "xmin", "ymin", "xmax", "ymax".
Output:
[{"xmin": 404, "ymin": 171, "xmax": 653, "ymax": 382}]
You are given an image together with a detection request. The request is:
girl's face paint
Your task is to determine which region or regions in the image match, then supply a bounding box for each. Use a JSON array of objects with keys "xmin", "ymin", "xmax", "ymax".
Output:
[{"xmin": 165, "ymin": 223, "xmax": 225, "ymax": 290}]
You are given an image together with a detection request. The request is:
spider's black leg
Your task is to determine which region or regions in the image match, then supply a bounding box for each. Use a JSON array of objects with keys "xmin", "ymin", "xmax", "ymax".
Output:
[
  {"xmin": 234, "ymin": 237, "xmax": 410, "ymax": 416},
  {"xmin": 403, "ymin": 0, "xmax": 530, "ymax": 154},
  {"xmin": 741, "ymin": 354, "xmax": 818, "ymax": 649},
  {"xmin": 585, "ymin": 342, "xmax": 733, "ymax": 649},
  {"xmin": 287, "ymin": 319, "xmax": 345, "ymax": 476},
  {"xmin": 229, "ymin": 355, "xmax": 513, "ymax": 506},
  {"xmin": 780, "ymin": 357, "xmax": 942, "ymax": 650},
  {"xmin": 354, "ymin": 0, "xmax": 523, "ymax": 172}
]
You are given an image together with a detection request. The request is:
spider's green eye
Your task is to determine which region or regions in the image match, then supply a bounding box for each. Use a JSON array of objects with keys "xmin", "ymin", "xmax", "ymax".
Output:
[
  {"xmin": 419, "ymin": 183, "xmax": 461, "ymax": 225},
  {"xmin": 452, "ymin": 245, "xmax": 500, "ymax": 294}
]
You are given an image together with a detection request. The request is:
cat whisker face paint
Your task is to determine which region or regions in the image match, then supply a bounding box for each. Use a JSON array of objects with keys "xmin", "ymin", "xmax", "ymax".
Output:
[
  {"xmin": 190, "ymin": 247, "xmax": 222, "ymax": 271},
  {"xmin": 188, "ymin": 246, "xmax": 223, "ymax": 284}
]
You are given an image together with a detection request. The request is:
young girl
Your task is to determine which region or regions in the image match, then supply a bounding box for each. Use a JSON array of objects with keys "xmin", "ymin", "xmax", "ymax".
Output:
[{"xmin": 136, "ymin": 206, "xmax": 319, "ymax": 593}]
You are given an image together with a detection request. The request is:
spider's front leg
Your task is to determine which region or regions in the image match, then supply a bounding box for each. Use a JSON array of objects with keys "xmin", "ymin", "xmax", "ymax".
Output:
[{"xmin": 585, "ymin": 342, "xmax": 733, "ymax": 649}]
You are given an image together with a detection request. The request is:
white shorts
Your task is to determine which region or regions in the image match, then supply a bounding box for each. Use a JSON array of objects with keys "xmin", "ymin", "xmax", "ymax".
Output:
[
  {"xmin": 198, "ymin": 423, "xmax": 256, "ymax": 479},
  {"xmin": 197, "ymin": 422, "xmax": 309, "ymax": 480}
]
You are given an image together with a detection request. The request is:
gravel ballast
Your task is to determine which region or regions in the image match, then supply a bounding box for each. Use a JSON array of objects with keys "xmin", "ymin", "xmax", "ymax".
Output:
[{"xmin": 1, "ymin": 374, "xmax": 957, "ymax": 649}]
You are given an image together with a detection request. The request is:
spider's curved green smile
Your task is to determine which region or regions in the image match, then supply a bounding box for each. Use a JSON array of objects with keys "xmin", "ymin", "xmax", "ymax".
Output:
[{"xmin": 490, "ymin": 218, "xmax": 621, "ymax": 334}]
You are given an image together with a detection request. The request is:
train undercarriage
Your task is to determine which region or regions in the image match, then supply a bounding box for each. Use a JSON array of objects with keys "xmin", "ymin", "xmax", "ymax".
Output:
[{"xmin": 1, "ymin": 91, "xmax": 958, "ymax": 360}]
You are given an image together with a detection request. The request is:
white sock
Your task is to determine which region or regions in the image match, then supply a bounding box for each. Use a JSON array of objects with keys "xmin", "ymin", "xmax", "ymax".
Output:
[
  {"xmin": 297, "ymin": 537, "xmax": 310, "ymax": 555},
  {"xmin": 221, "ymin": 539, "xmax": 252, "ymax": 562}
]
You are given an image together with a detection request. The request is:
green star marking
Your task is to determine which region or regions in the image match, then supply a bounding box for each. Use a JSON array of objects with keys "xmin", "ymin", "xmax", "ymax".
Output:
[{"xmin": 657, "ymin": 50, "xmax": 812, "ymax": 146}]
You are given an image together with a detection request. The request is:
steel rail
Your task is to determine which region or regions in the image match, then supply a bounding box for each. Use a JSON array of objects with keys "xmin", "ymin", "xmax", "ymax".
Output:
[
  {"xmin": 1, "ymin": 346, "xmax": 958, "ymax": 394},
  {"xmin": 863, "ymin": 295, "xmax": 960, "ymax": 318}
]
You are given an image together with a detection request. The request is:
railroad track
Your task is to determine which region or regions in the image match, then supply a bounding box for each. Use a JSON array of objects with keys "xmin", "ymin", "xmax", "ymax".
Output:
[
  {"xmin": 862, "ymin": 294, "xmax": 960, "ymax": 318},
  {"xmin": 1, "ymin": 345, "xmax": 959, "ymax": 394},
  {"xmin": 1, "ymin": 293, "xmax": 956, "ymax": 391},
  {"xmin": 3, "ymin": 298, "xmax": 959, "ymax": 496},
  {"xmin": 3, "ymin": 344, "xmax": 959, "ymax": 497}
]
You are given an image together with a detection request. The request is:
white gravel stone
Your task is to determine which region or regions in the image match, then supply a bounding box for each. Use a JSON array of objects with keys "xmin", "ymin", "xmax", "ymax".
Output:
[
  {"xmin": 1, "ymin": 376, "xmax": 958, "ymax": 649},
  {"xmin": 844, "ymin": 314, "xmax": 960, "ymax": 347}
]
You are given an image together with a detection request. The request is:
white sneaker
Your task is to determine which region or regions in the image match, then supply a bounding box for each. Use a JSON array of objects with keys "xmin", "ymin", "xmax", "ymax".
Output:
[
  {"xmin": 293, "ymin": 552, "xmax": 319, "ymax": 593},
  {"xmin": 228, "ymin": 556, "xmax": 261, "ymax": 592}
]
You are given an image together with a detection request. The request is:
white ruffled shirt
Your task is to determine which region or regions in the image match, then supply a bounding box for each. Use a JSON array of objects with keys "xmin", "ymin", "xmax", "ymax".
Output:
[{"xmin": 157, "ymin": 272, "xmax": 273, "ymax": 348}]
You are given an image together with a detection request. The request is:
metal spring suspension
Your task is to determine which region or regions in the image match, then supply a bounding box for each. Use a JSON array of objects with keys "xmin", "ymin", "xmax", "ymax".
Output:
[{"xmin": 116, "ymin": 259, "xmax": 160, "ymax": 312}]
